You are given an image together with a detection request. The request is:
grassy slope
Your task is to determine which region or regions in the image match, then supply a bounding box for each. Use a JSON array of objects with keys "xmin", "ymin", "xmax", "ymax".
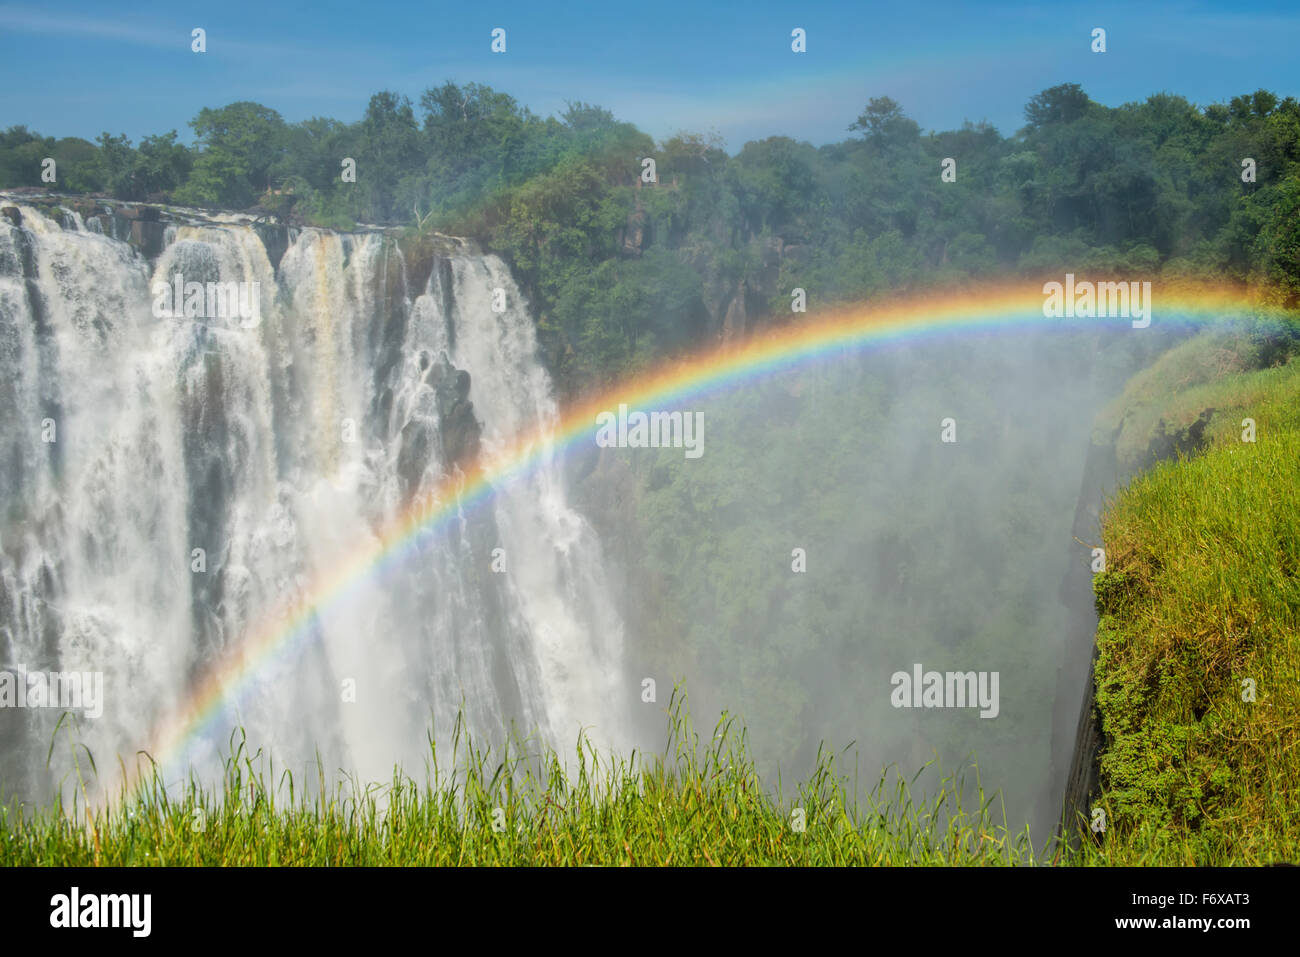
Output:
[
  {"xmin": 3, "ymin": 703, "xmax": 1047, "ymax": 866},
  {"xmin": 1085, "ymin": 337, "xmax": 1300, "ymax": 864}
]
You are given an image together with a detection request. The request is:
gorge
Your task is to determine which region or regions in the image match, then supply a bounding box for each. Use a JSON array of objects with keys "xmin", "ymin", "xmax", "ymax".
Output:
[{"xmin": 0, "ymin": 196, "xmax": 1205, "ymax": 841}]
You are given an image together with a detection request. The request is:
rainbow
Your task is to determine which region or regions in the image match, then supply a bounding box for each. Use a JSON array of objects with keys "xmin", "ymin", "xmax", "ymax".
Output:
[{"xmin": 135, "ymin": 278, "xmax": 1285, "ymax": 784}]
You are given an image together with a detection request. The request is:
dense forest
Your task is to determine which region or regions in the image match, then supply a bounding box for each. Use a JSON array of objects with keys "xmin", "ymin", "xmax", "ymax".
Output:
[{"xmin": 3, "ymin": 82, "xmax": 1298, "ymax": 395}]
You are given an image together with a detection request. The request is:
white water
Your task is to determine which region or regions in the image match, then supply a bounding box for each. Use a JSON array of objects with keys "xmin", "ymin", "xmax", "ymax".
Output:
[{"xmin": 0, "ymin": 205, "xmax": 630, "ymax": 797}]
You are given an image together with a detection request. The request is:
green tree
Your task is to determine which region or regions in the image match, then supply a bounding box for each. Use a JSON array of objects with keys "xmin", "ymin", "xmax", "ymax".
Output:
[
  {"xmin": 50, "ymin": 137, "xmax": 103, "ymax": 193},
  {"xmin": 1023, "ymin": 83, "xmax": 1092, "ymax": 130},
  {"xmin": 0, "ymin": 127, "xmax": 52, "ymax": 188},
  {"xmin": 134, "ymin": 131, "xmax": 192, "ymax": 197},
  {"xmin": 849, "ymin": 96, "xmax": 921, "ymax": 145},
  {"xmin": 174, "ymin": 101, "xmax": 287, "ymax": 208},
  {"xmin": 94, "ymin": 133, "xmax": 138, "ymax": 198},
  {"xmin": 355, "ymin": 91, "xmax": 422, "ymax": 223}
]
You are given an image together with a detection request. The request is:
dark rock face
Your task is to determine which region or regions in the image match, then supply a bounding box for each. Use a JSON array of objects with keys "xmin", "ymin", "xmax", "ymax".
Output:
[
  {"xmin": 395, "ymin": 231, "xmax": 472, "ymax": 298},
  {"xmin": 1056, "ymin": 404, "xmax": 1217, "ymax": 842},
  {"xmin": 1142, "ymin": 408, "xmax": 1215, "ymax": 470},
  {"xmin": 129, "ymin": 219, "xmax": 167, "ymax": 259},
  {"xmin": 1055, "ymin": 431, "xmax": 1122, "ymax": 842},
  {"xmin": 180, "ymin": 347, "xmax": 233, "ymax": 665},
  {"xmin": 395, "ymin": 351, "xmax": 482, "ymax": 501},
  {"xmin": 379, "ymin": 238, "xmax": 483, "ymax": 493},
  {"xmin": 0, "ymin": 193, "xmax": 310, "ymax": 268},
  {"xmin": 692, "ymin": 231, "xmax": 797, "ymax": 342},
  {"xmin": 252, "ymin": 222, "xmax": 290, "ymax": 272},
  {"xmin": 433, "ymin": 357, "xmax": 479, "ymax": 467},
  {"xmin": 119, "ymin": 205, "xmax": 161, "ymax": 222}
]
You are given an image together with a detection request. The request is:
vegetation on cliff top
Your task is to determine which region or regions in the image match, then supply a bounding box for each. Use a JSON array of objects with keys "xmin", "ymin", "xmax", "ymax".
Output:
[
  {"xmin": 4, "ymin": 82, "xmax": 1300, "ymax": 397},
  {"xmin": 1088, "ymin": 331, "xmax": 1300, "ymax": 863}
]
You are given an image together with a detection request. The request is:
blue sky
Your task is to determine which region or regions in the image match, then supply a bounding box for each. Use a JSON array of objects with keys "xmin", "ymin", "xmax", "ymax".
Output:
[{"xmin": 2, "ymin": 0, "xmax": 1298, "ymax": 151}]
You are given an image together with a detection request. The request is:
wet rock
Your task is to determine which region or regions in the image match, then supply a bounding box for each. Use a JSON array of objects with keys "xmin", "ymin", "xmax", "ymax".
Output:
[
  {"xmin": 119, "ymin": 205, "xmax": 161, "ymax": 222},
  {"xmin": 252, "ymin": 222, "xmax": 290, "ymax": 271},
  {"xmin": 130, "ymin": 219, "xmax": 167, "ymax": 260},
  {"xmin": 433, "ymin": 359, "xmax": 480, "ymax": 466},
  {"xmin": 394, "ymin": 353, "xmax": 482, "ymax": 500}
]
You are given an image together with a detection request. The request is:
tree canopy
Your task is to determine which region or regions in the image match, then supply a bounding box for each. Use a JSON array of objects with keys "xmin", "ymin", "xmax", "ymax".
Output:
[{"xmin": 3, "ymin": 81, "xmax": 1298, "ymax": 392}]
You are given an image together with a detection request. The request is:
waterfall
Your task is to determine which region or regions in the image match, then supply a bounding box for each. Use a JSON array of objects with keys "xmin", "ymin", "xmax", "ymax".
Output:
[{"xmin": 0, "ymin": 203, "xmax": 630, "ymax": 798}]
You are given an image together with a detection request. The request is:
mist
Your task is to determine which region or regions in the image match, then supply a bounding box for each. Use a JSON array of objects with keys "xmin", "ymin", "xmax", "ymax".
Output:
[
  {"xmin": 0, "ymin": 204, "xmax": 633, "ymax": 805},
  {"xmin": 574, "ymin": 322, "xmax": 1190, "ymax": 837},
  {"xmin": 0, "ymin": 200, "xmax": 1204, "ymax": 840}
]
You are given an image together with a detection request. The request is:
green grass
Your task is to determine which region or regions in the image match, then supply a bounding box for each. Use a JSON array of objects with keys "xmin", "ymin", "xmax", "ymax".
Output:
[
  {"xmin": 1086, "ymin": 344, "xmax": 1300, "ymax": 865},
  {"xmin": 2, "ymin": 693, "xmax": 1056, "ymax": 866},
  {"xmin": 1095, "ymin": 315, "xmax": 1300, "ymax": 473}
]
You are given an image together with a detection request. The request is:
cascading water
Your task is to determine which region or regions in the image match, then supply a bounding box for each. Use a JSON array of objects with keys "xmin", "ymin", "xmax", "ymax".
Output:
[{"xmin": 0, "ymin": 202, "xmax": 631, "ymax": 800}]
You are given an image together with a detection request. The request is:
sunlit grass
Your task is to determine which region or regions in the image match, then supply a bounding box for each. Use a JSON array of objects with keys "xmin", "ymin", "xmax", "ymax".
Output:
[
  {"xmin": 1086, "ymin": 346, "xmax": 1300, "ymax": 865},
  {"xmin": 3, "ymin": 691, "xmax": 1055, "ymax": 866},
  {"xmin": 3, "ymin": 666, "xmax": 1296, "ymax": 866}
]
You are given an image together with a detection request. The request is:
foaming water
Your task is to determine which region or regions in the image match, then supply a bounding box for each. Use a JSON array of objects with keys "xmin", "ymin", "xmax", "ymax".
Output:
[{"xmin": 0, "ymin": 206, "xmax": 631, "ymax": 799}]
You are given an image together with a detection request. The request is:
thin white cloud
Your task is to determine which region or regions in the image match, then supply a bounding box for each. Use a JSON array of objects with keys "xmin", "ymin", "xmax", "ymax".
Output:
[
  {"xmin": 0, "ymin": 5, "xmax": 307, "ymax": 58},
  {"xmin": 0, "ymin": 6, "xmax": 182, "ymax": 47}
]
